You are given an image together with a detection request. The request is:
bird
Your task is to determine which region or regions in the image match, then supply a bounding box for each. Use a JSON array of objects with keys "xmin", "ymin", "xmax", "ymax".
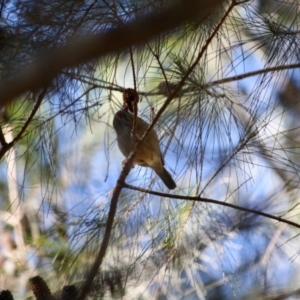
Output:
[{"xmin": 113, "ymin": 108, "xmax": 176, "ymax": 190}]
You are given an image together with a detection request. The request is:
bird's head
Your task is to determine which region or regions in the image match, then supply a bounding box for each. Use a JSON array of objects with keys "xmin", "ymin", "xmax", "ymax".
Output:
[{"xmin": 113, "ymin": 108, "xmax": 132, "ymax": 134}]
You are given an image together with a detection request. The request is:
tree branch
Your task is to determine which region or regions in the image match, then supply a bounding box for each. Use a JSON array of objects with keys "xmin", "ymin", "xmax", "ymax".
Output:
[
  {"xmin": 0, "ymin": 88, "xmax": 47, "ymax": 160},
  {"xmin": 0, "ymin": 124, "xmax": 7, "ymax": 146},
  {"xmin": 208, "ymin": 63, "xmax": 300, "ymax": 87},
  {"xmin": 78, "ymin": 153, "xmax": 135, "ymax": 299},
  {"xmin": 78, "ymin": 2, "xmax": 234, "ymax": 298},
  {"xmin": 123, "ymin": 183, "xmax": 300, "ymax": 230},
  {"xmin": 0, "ymin": 0, "xmax": 225, "ymax": 108},
  {"xmin": 13, "ymin": 88, "xmax": 47, "ymax": 144}
]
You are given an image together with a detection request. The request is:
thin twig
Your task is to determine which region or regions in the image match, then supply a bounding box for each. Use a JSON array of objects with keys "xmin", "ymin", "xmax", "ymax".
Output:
[
  {"xmin": 65, "ymin": 62, "xmax": 300, "ymax": 98},
  {"xmin": 0, "ymin": 87, "xmax": 47, "ymax": 160},
  {"xmin": 123, "ymin": 183, "xmax": 300, "ymax": 230},
  {"xmin": 13, "ymin": 88, "xmax": 47, "ymax": 143},
  {"xmin": 208, "ymin": 63, "xmax": 300, "ymax": 87},
  {"xmin": 200, "ymin": 130, "xmax": 257, "ymax": 197}
]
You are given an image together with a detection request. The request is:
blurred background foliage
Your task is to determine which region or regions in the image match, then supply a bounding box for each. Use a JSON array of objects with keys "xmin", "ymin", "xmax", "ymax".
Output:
[{"xmin": 0, "ymin": 0, "xmax": 300, "ymax": 299}]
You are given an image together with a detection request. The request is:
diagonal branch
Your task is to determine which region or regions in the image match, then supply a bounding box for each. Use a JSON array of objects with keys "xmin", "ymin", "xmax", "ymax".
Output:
[
  {"xmin": 78, "ymin": 151, "xmax": 136, "ymax": 299},
  {"xmin": 79, "ymin": 3, "xmax": 235, "ymax": 299},
  {"xmin": 0, "ymin": 87, "xmax": 47, "ymax": 160},
  {"xmin": 12, "ymin": 88, "xmax": 47, "ymax": 144},
  {"xmin": 139, "ymin": 0, "xmax": 236, "ymax": 141},
  {"xmin": 78, "ymin": 2, "xmax": 233, "ymax": 299}
]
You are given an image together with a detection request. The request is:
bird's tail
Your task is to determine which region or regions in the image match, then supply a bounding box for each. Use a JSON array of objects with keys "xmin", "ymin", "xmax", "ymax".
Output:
[{"xmin": 156, "ymin": 167, "xmax": 176, "ymax": 190}]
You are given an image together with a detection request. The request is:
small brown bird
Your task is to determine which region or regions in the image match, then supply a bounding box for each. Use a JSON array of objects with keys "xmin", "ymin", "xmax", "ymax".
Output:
[{"xmin": 113, "ymin": 108, "xmax": 176, "ymax": 189}]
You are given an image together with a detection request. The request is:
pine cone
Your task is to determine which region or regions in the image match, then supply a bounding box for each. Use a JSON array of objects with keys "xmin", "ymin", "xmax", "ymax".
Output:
[
  {"xmin": 0, "ymin": 290, "xmax": 14, "ymax": 300},
  {"xmin": 61, "ymin": 285, "xmax": 78, "ymax": 300},
  {"xmin": 29, "ymin": 276, "xmax": 55, "ymax": 300}
]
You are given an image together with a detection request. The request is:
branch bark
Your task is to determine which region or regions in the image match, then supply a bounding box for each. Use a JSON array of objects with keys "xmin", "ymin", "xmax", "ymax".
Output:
[{"xmin": 0, "ymin": 0, "xmax": 225, "ymax": 108}]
